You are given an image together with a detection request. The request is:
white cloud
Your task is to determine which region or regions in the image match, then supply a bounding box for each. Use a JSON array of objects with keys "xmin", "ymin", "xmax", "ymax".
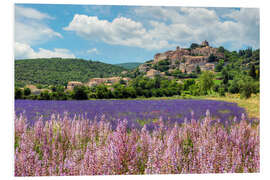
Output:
[
  {"xmin": 15, "ymin": 5, "xmax": 53, "ymax": 20},
  {"xmin": 15, "ymin": 5, "xmax": 62, "ymax": 45},
  {"xmin": 222, "ymin": 8, "xmax": 260, "ymax": 48},
  {"xmin": 134, "ymin": 7, "xmax": 260, "ymax": 50},
  {"xmin": 64, "ymin": 14, "xmax": 171, "ymax": 50},
  {"xmin": 15, "ymin": 21, "xmax": 62, "ymax": 45},
  {"xmin": 134, "ymin": 6, "xmax": 180, "ymax": 22},
  {"xmin": 87, "ymin": 48, "xmax": 99, "ymax": 54},
  {"xmin": 63, "ymin": 7, "xmax": 259, "ymax": 51},
  {"xmin": 15, "ymin": 42, "xmax": 75, "ymax": 59}
]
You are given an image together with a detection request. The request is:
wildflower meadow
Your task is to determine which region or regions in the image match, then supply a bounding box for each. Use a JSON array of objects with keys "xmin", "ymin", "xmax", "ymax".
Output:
[{"xmin": 15, "ymin": 110, "xmax": 259, "ymax": 176}]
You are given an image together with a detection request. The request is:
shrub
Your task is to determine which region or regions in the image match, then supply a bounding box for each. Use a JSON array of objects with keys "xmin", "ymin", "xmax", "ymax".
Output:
[
  {"xmin": 218, "ymin": 86, "xmax": 226, "ymax": 96},
  {"xmin": 39, "ymin": 90, "xmax": 51, "ymax": 100},
  {"xmin": 213, "ymin": 84, "xmax": 220, "ymax": 93},
  {"xmin": 189, "ymin": 84, "xmax": 200, "ymax": 96},
  {"xmin": 73, "ymin": 86, "xmax": 88, "ymax": 100},
  {"xmin": 23, "ymin": 88, "xmax": 31, "ymax": 96},
  {"xmin": 228, "ymin": 81, "xmax": 239, "ymax": 94},
  {"xmin": 15, "ymin": 88, "xmax": 23, "ymax": 99}
]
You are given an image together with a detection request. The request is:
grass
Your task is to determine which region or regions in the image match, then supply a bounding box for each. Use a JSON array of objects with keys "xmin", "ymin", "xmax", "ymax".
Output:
[
  {"xmin": 199, "ymin": 93, "xmax": 260, "ymax": 119},
  {"xmin": 213, "ymin": 79, "xmax": 222, "ymax": 85},
  {"xmin": 218, "ymin": 109, "xmax": 231, "ymax": 114}
]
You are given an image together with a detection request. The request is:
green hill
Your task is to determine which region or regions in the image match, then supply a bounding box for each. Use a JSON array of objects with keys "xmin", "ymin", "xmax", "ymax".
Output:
[
  {"xmin": 15, "ymin": 58, "xmax": 126, "ymax": 87},
  {"xmin": 115, "ymin": 62, "xmax": 142, "ymax": 70}
]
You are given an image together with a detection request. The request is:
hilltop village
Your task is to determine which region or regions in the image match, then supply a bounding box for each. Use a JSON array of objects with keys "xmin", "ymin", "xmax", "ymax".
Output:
[{"xmin": 139, "ymin": 40, "xmax": 224, "ymax": 75}]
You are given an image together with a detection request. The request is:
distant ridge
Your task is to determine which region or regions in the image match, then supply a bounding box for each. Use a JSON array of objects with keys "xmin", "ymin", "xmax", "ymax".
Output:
[
  {"xmin": 115, "ymin": 62, "xmax": 142, "ymax": 70},
  {"xmin": 15, "ymin": 58, "xmax": 126, "ymax": 87}
]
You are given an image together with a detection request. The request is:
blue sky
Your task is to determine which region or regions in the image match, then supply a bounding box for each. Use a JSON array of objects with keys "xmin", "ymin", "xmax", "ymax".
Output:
[{"xmin": 14, "ymin": 4, "xmax": 260, "ymax": 64}]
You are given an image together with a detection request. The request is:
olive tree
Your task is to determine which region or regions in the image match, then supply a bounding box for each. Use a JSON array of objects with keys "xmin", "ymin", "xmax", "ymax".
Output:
[{"xmin": 198, "ymin": 71, "xmax": 215, "ymax": 95}]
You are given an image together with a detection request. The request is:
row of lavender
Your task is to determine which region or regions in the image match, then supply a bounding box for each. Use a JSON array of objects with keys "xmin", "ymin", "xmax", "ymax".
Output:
[
  {"xmin": 15, "ymin": 111, "xmax": 259, "ymax": 176},
  {"xmin": 15, "ymin": 99, "xmax": 247, "ymax": 130}
]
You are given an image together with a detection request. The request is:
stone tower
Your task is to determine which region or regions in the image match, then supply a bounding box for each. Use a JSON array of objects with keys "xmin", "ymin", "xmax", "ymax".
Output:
[{"xmin": 201, "ymin": 40, "xmax": 209, "ymax": 47}]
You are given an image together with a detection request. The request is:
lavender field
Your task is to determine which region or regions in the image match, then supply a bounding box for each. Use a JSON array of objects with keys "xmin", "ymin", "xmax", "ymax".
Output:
[
  {"xmin": 14, "ymin": 99, "xmax": 259, "ymax": 176},
  {"xmin": 15, "ymin": 99, "xmax": 247, "ymax": 130}
]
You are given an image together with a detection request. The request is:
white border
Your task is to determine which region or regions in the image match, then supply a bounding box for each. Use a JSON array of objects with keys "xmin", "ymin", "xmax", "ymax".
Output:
[
  {"xmin": 1, "ymin": 0, "xmax": 269, "ymax": 180},
  {"xmin": 13, "ymin": 0, "xmax": 260, "ymax": 8}
]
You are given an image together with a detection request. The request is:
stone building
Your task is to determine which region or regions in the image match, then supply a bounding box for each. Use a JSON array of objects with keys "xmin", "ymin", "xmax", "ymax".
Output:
[
  {"xmin": 67, "ymin": 81, "xmax": 83, "ymax": 90},
  {"xmin": 145, "ymin": 69, "xmax": 162, "ymax": 78},
  {"xmin": 87, "ymin": 77, "xmax": 131, "ymax": 87},
  {"xmin": 201, "ymin": 40, "xmax": 209, "ymax": 47}
]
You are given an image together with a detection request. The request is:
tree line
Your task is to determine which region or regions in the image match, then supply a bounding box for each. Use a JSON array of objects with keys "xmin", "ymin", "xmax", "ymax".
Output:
[{"xmin": 15, "ymin": 67, "xmax": 259, "ymax": 100}]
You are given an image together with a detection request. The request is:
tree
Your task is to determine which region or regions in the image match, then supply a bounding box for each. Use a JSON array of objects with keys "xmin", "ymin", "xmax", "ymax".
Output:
[
  {"xmin": 189, "ymin": 84, "xmax": 200, "ymax": 96},
  {"xmin": 198, "ymin": 71, "xmax": 215, "ymax": 95},
  {"xmin": 183, "ymin": 79, "xmax": 195, "ymax": 91},
  {"xmin": 56, "ymin": 91, "xmax": 67, "ymax": 100},
  {"xmin": 96, "ymin": 85, "xmax": 111, "ymax": 99},
  {"xmin": 218, "ymin": 84, "xmax": 226, "ymax": 96},
  {"xmin": 221, "ymin": 69, "xmax": 229, "ymax": 84},
  {"xmin": 239, "ymin": 50, "xmax": 244, "ymax": 56},
  {"xmin": 239, "ymin": 48, "xmax": 252, "ymax": 58},
  {"xmin": 51, "ymin": 86, "xmax": 57, "ymax": 92},
  {"xmin": 218, "ymin": 46, "xmax": 225, "ymax": 53},
  {"xmin": 119, "ymin": 79, "xmax": 126, "ymax": 85},
  {"xmin": 39, "ymin": 90, "xmax": 51, "ymax": 100},
  {"xmin": 23, "ymin": 88, "xmax": 31, "ymax": 96},
  {"xmin": 125, "ymin": 86, "xmax": 137, "ymax": 98},
  {"xmin": 245, "ymin": 47, "xmax": 253, "ymax": 58},
  {"xmin": 238, "ymin": 75, "xmax": 256, "ymax": 99},
  {"xmin": 154, "ymin": 59, "xmax": 170, "ymax": 72},
  {"xmin": 228, "ymin": 78, "xmax": 240, "ymax": 94},
  {"xmin": 154, "ymin": 75, "xmax": 161, "ymax": 88},
  {"xmin": 73, "ymin": 86, "xmax": 88, "ymax": 100},
  {"xmin": 215, "ymin": 59, "xmax": 224, "ymax": 72},
  {"xmin": 190, "ymin": 43, "xmax": 200, "ymax": 49},
  {"xmin": 15, "ymin": 88, "xmax": 23, "ymax": 99},
  {"xmin": 195, "ymin": 65, "xmax": 201, "ymax": 74},
  {"xmin": 249, "ymin": 64, "xmax": 256, "ymax": 79},
  {"xmin": 256, "ymin": 69, "xmax": 260, "ymax": 80},
  {"xmin": 208, "ymin": 54, "xmax": 217, "ymax": 62}
]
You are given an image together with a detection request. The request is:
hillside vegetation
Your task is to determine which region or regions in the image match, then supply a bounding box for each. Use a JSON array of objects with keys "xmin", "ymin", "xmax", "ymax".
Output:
[
  {"xmin": 115, "ymin": 62, "xmax": 142, "ymax": 70},
  {"xmin": 15, "ymin": 58, "xmax": 126, "ymax": 87}
]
